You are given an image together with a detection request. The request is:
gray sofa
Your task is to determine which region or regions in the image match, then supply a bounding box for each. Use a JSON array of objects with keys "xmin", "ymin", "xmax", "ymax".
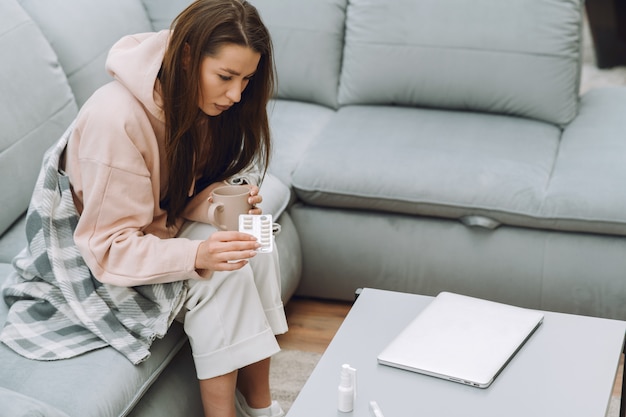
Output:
[
  {"xmin": 1, "ymin": 0, "xmax": 626, "ymax": 415},
  {"xmin": 268, "ymin": 0, "xmax": 626, "ymax": 321}
]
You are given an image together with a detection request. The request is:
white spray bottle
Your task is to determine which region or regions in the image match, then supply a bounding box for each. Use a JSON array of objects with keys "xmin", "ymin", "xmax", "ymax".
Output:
[{"xmin": 337, "ymin": 363, "xmax": 357, "ymax": 412}]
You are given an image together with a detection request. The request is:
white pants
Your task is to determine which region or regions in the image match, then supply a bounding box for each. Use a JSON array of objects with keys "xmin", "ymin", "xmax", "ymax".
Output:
[{"xmin": 177, "ymin": 222, "xmax": 288, "ymax": 379}]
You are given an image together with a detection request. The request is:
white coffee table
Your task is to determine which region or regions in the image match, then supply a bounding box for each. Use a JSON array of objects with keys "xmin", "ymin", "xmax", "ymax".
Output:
[{"xmin": 287, "ymin": 288, "xmax": 626, "ymax": 417}]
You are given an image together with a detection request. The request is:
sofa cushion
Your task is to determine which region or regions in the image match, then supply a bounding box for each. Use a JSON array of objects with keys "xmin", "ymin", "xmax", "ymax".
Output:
[
  {"xmin": 0, "ymin": 386, "xmax": 70, "ymax": 417},
  {"xmin": 0, "ymin": 331, "xmax": 189, "ymax": 417},
  {"xmin": 267, "ymin": 99, "xmax": 336, "ymax": 186},
  {"xmin": 19, "ymin": 0, "xmax": 153, "ymax": 107},
  {"xmin": 0, "ymin": 0, "xmax": 78, "ymax": 237},
  {"xmin": 338, "ymin": 0, "xmax": 582, "ymax": 125},
  {"xmin": 253, "ymin": 0, "xmax": 348, "ymax": 108},
  {"xmin": 292, "ymin": 103, "xmax": 626, "ymax": 237},
  {"xmin": 0, "ymin": 216, "xmax": 26, "ymax": 264},
  {"xmin": 257, "ymin": 173, "xmax": 291, "ymax": 218},
  {"xmin": 0, "ymin": 272, "xmax": 189, "ymax": 417},
  {"xmin": 0, "ymin": 261, "xmax": 190, "ymax": 417},
  {"xmin": 544, "ymin": 87, "xmax": 626, "ymax": 234},
  {"xmin": 0, "ymin": 264, "xmax": 15, "ymax": 288}
]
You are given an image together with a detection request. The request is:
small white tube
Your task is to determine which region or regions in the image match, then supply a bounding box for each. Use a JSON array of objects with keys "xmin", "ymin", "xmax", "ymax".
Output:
[
  {"xmin": 338, "ymin": 364, "xmax": 357, "ymax": 412},
  {"xmin": 369, "ymin": 401, "xmax": 385, "ymax": 417}
]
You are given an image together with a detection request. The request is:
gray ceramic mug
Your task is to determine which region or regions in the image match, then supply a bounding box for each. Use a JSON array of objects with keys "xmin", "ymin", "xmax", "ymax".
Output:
[{"xmin": 207, "ymin": 185, "xmax": 252, "ymax": 231}]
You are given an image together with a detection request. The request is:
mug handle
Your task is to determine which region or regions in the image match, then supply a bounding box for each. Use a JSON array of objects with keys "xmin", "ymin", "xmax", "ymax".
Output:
[{"xmin": 207, "ymin": 202, "xmax": 227, "ymax": 231}]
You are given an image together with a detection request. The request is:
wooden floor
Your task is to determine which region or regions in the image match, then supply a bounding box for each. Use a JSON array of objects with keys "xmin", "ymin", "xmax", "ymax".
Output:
[
  {"xmin": 276, "ymin": 296, "xmax": 624, "ymax": 399},
  {"xmin": 276, "ymin": 296, "xmax": 352, "ymax": 354}
]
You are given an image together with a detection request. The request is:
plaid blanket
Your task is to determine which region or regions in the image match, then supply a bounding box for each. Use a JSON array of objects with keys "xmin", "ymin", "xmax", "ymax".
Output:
[{"xmin": 0, "ymin": 123, "xmax": 186, "ymax": 364}]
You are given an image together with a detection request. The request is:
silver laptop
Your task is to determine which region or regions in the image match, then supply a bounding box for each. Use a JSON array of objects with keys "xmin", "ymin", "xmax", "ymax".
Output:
[{"xmin": 377, "ymin": 292, "xmax": 544, "ymax": 388}]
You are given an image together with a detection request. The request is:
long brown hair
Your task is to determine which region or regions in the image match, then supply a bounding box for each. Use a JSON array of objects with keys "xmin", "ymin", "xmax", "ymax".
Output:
[{"xmin": 160, "ymin": 0, "xmax": 274, "ymax": 226}]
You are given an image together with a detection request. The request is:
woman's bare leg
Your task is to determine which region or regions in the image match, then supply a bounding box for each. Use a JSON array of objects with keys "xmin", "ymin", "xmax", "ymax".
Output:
[
  {"xmin": 236, "ymin": 357, "xmax": 272, "ymax": 408},
  {"xmin": 199, "ymin": 370, "xmax": 238, "ymax": 417}
]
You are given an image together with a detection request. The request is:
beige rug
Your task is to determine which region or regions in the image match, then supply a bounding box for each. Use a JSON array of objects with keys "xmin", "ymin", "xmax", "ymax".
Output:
[
  {"xmin": 608, "ymin": 396, "xmax": 620, "ymax": 417},
  {"xmin": 270, "ymin": 349, "xmax": 322, "ymax": 412}
]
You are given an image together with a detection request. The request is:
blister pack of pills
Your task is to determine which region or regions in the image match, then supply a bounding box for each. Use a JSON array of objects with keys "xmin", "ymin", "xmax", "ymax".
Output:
[{"xmin": 239, "ymin": 214, "xmax": 273, "ymax": 253}]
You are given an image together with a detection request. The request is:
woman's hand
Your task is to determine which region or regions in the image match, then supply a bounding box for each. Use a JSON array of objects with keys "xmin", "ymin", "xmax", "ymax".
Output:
[
  {"xmin": 195, "ymin": 230, "xmax": 261, "ymax": 272},
  {"xmin": 246, "ymin": 184, "xmax": 263, "ymax": 215}
]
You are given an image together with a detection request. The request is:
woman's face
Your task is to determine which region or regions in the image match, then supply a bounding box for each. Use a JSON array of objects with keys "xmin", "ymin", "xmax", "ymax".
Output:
[{"xmin": 197, "ymin": 43, "xmax": 261, "ymax": 116}]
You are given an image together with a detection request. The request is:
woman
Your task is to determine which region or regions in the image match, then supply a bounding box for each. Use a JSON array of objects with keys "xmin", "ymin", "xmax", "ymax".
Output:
[{"xmin": 1, "ymin": 1, "xmax": 287, "ymax": 416}]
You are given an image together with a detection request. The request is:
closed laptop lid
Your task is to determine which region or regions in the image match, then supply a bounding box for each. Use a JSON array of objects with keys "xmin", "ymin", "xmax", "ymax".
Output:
[{"xmin": 377, "ymin": 292, "xmax": 544, "ymax": 388}]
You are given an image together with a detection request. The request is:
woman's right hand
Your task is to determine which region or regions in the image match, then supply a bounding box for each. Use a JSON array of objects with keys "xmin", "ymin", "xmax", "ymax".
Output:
[{"xmin": 194, "ymin": 230, "xmax": 261, "ymax": 272}]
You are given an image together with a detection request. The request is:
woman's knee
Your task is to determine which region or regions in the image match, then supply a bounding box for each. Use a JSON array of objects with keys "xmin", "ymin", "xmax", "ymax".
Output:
[
  {"xmin": 185, "ymin": 264, "xmax": 256, "ymax": 309},
  {"xmin": 248, "ymin": 251, "xmax": 280, "ymax": 283}
]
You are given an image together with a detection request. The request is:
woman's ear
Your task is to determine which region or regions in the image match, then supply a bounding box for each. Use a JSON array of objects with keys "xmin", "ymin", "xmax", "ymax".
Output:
[{"xmin": 182, "ymin": 43, "xmax": 191, "ymax": 71}]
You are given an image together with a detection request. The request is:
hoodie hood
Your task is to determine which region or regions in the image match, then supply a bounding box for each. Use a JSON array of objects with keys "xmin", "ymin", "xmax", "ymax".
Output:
[{"xmin": 106, "ymin": 30, "xmax": 170, "ymax": 121}]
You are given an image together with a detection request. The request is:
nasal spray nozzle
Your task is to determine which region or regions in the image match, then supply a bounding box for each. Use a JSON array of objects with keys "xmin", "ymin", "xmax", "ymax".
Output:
[{"xmin": 338, "ymin": 363, "xmax": 357, "ymax": 412}]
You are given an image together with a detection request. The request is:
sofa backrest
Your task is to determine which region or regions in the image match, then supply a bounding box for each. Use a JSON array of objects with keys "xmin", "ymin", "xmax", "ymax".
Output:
[
  {"xmin": 0, "ymin": 0, "xmax": 78, "ymax": 236},
  {"xmin": 19, "ymin": 0, "xmax": 154, "ymax": 108},
  {"xmin": 137, "ymin": 0, "xmax": 350, "ymax": 109},
  {"xmin": 253, "ymin": 0, "xmax": 348, "ymax": 109},
  {"xmin": 0, "ymin": 0, "xmax": 182, "ymax": 238},
  {"xmin": 247, "ymin": 0, "xmax": 584, "ymax": 123},
  {"xmin": 141, "ymin": 0, "xmax": 191, "ymax": 31},
  {"xmin": 338, "ymin": 0, "xmax": 583, "ymax": 125},
  {"xmin": 0, "ymin": 0, "xmax": 182, "ymax": 239}
]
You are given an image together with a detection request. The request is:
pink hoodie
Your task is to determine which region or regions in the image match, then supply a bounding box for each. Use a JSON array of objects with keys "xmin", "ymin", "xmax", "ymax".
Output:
[{"xmin": 64, "ymin": 31, "xmax": 209, "ymax": 286}]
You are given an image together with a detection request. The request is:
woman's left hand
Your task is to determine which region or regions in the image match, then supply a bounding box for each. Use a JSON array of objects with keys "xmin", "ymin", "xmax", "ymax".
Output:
[{"xmin": 246, "ymin": 185, "xmax": 263, "ymax": 215}]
